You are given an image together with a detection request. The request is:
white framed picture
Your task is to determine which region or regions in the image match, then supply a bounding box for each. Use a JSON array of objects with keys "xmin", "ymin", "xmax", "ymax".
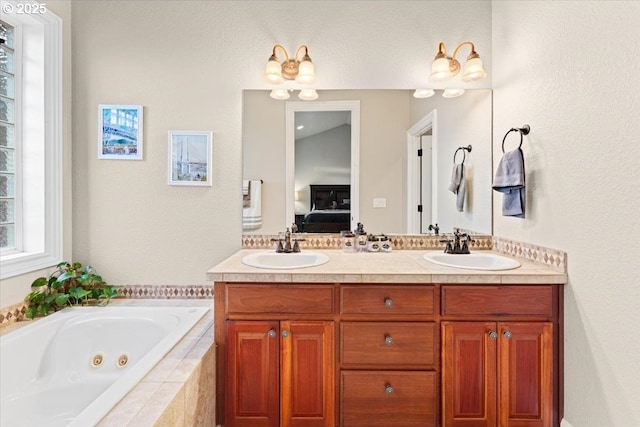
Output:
[
  {"xmin": 97, "ymin": 104, "xmax": 143, "ymax": 160},
  {"xmin": 168, "ymin": 131, "xmax": 213, "ymax": 186}
]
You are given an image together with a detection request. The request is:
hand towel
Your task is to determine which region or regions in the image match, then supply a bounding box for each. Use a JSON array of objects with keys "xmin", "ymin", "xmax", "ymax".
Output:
[
  {"xmin": 492, "ymin": 148, "xmax": 525, "ymax": 218},
  {"xmin": 242, "ymin": 180, "xmax": 262, "ymax": 230},
  {"xmin": 448, "ymin": 163, "xmax": 466, "ymax": 212},
  {"xmin": 242, "ymin": 180, "xmax": 251, "ymax": 208}
]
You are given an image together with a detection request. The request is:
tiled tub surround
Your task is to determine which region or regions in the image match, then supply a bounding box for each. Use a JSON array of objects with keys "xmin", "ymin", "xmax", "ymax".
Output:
[{"xmin": 0, "ymin": 300, "xmax": 215, "ymax": 427}]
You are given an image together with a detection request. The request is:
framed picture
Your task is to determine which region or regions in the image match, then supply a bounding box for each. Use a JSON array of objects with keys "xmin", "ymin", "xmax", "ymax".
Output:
[
  {"xmin": 98, "ymin": 104, "xmax": 143, "ymax": 160},
  {"xmin": 168, "ymin": 131, "xmax": 213, "ymax": 186}
]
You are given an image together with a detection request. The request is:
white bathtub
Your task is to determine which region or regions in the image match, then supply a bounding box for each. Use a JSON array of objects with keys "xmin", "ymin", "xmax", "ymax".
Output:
[{"xmin": 0, "ymin": 305, "xmax": 209, "ymax": 427}]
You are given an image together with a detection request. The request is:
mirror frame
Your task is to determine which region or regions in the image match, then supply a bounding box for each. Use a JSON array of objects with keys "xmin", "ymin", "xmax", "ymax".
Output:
[{"xmin": 285, "ymin": 100, "xmax": 361, "ymax": 231}]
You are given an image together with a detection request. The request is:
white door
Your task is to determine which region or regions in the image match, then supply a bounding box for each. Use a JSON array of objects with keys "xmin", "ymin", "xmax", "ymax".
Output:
[{"xmin": 420, "ymin": 135, "xmax": 433, "ymax": 234}]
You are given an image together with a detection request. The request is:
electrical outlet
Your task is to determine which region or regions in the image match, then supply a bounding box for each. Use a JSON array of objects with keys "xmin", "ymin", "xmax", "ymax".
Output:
[{"xmin": 373, "ymin": 198, "xmax": 387, "ymax": 208}]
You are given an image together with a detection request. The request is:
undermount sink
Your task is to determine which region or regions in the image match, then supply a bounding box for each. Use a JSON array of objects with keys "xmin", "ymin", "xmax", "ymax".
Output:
[
  {"xmin": 423, "ymin": 251, "xmax": 521, "ymax": 271},
  {"xmin": 242, "ymin": 251, "xmax": 330, "ymax": 270}
]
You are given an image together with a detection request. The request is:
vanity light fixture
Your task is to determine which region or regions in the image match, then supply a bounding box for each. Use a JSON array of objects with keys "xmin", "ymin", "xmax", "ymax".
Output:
[
  {"xmin": 431, "ymin": 41, "xmax": 487, "ymax": 82},
  {"xmin": 264, "ymin": 44, "xmax": 316, "ymax": 85}
]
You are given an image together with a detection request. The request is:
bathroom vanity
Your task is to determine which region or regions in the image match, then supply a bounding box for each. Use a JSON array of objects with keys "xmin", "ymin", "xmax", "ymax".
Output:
[{"xmin": 208, "ymin": 249, "xmax": 566, "ymax": 427}]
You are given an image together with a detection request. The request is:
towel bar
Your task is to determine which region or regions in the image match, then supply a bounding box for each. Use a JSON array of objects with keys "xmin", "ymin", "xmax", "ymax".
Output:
[{"xmin": 501, "ymin": 125, "xmax": 530, "ymax": 153}]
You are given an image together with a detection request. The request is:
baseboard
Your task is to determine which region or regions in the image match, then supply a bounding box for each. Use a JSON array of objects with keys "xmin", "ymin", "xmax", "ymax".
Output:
[{"xmin": 561, "ymin": 418, "xmax": 573, "ymax": 427}]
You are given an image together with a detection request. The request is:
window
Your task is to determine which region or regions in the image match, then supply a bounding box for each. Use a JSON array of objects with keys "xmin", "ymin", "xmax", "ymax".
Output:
[
  {"xmin": 0, "ymin": 21, "xmax": 16, "ymax": 250},
  {"xmin": 0, "ymin": 4, "xmax": 63, "ymax": 279}
]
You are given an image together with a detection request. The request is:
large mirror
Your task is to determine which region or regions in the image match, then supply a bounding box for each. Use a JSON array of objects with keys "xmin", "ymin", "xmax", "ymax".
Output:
[{"xmin": 242, "ymin": 89, "xmax": 492, "ymax": 235}]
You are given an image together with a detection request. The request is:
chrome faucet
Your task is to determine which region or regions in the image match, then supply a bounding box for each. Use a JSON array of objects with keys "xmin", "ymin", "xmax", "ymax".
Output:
[
  {"xmin": 440, "ymin": 228, "xmax": 474, "ymax": 254},
  {"xmin": 271, "ymin": 225, "xmax": 305, "ymax": 253}
]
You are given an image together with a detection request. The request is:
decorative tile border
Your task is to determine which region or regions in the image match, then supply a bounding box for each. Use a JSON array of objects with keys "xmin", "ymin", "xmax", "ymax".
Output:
[
  {"xmin": 242, "ymin": 233, "xmax": 493, "ymax": 251},
  {"xmin": 119, "ymin": 284, "xmax": 213, "ymax": 299},
  {"xmin": 0, "ymin": 284, "xmax": 213, "ymax": 328},
  {"xmin": 0, "ymin": 301, "xmax": 27, "ymax": 327},
  {"xmin": 492, "ymin": 236, "xmax": 567, "ymax": 272}
]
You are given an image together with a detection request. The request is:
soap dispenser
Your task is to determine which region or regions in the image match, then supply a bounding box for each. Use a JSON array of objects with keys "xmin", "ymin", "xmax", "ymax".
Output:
[{"xmin": 355, "ymin": 222, "xmax": 368, "ymax": 252}]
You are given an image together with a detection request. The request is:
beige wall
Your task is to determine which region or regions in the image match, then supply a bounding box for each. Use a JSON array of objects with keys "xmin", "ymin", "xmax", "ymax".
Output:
[{"xmin": 492, "ymin": 2, "xmax": 640, "ymax": 426}]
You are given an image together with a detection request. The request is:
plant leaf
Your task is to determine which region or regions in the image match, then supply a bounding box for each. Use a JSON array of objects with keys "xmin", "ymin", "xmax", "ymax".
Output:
[
  {"xmin": 26, "ymin": 306, "xmax": 37, "ymax": 319},
  {"xmin": 31, "ymin": 277, "xmax": 48, "ymax": 288},
  {"xmin": 56, "ymin": 271, "xmax": 75, "ymax": 283},
  {"xmin": 55, "ymin": 294, "xmax": 69, "ymax": 307}
]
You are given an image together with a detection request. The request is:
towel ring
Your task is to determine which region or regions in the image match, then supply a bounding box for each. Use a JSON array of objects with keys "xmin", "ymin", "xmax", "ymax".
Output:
[
  {"xmin": 501, "ymin": 125, "xmax": 530, "ymax": 153},
  {"xmin": 453, "ymin": 145, "xmax": 472, "ymax": 164}
]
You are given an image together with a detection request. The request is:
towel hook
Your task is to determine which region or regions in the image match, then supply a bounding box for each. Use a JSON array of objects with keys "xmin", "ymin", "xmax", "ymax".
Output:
[
  {"xmin": 453, "ymin": 145, "xmax": 472, "ymax": 164},
  {"xmin": 501, "ymin": 125, "xmax": 530, "ymax": 153}
]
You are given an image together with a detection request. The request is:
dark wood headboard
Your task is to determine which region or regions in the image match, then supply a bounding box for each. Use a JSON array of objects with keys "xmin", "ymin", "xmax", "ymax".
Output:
[{"xmin": 310, "ymin": 184, "xmax": 350, "ymax": 210}]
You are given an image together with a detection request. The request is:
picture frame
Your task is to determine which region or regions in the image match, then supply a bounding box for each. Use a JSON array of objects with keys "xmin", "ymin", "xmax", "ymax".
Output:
[
  {"xmin": 98, "ymin": 104, "xmax": 143, "ymax": 160},
  {"xmin": 168, "ymin": 130, "xmax": 213, "ymax": 186}
]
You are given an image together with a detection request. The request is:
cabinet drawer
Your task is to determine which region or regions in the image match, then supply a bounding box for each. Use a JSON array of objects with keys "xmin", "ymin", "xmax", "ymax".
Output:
[
  {"xmin": 341, "ymin": 285, "xmax": 435, "ymax": 315},
  {"xmin": 341, "ymin": 322, "xmax": 436, "ymax": 366},
  {"xmin": 341, "ymin": 370, "xmax": 437, "ymax": 427},
  {"xmin": 225, "ymin": 284, "xmax": 334, "ymax": 314},
  {"xmin": 441, "ymin": 285, "xmax": 554, "ymax": 317}
]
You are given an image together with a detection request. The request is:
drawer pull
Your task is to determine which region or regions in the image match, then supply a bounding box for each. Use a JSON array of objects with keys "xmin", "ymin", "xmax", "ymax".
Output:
[
  {"xmin": 385, "ymin": 384, "xmax": 394, "ymax": 395},
  {"xmin": 488, "ymin": 330, "xmax": 498, "ymax": 340},
  {"xmin": 503, "ymin": 330, "xmax": 512, "ymax": 339},
  {"xmin": 384, "ymin": 335, "xmax": 393, "ymax": 345},
  {"xmin": 268, "ymin": 329, "xmax": 276, "ymax": 338},
  {"xmin": 384, "ymin": 298, "xmax": 393, "ymax": 307},
  {"xmin": 282, "ymin": 330, "xmax": 290, "ymax": 338}
]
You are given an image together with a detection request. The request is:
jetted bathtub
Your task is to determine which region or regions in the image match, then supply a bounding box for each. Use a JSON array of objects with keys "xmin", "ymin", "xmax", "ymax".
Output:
[{"xmin": 0, "ymin": 305, "xmax": 208, "ymax": 427}]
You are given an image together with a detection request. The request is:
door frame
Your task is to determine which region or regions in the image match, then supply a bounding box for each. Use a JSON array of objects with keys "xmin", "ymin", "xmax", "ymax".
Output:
[{"xmin": 406, "ymin": 109, "xmax": 438, "ymax": 234}]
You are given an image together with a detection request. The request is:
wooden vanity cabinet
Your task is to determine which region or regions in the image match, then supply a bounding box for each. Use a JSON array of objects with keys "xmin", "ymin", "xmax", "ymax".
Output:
[
  {"xmin": 215, "ymin": 282, "xmax": 563, "ymax": 427},
  {"xmin": 216, "ymin": 283, "xmax": 336, "ymax": 427},
  {"xmin": 441, "ymin": 285, "xmax": 559, "ymax": 427}
]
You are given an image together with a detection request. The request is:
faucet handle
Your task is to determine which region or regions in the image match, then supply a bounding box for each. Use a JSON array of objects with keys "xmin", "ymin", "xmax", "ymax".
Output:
[{"xmin": 439, "ymin": 239, "xmax": 453, "ymax": 254}]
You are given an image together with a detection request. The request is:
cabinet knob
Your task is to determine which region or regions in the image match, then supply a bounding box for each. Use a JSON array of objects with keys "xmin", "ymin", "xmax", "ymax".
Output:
[
  {"xmin": 488, "ymin": 330, "xmax": 498, "ymax": 340},
  {"xmin": 268, "ymin": 329, "xmax": 276, "ymax": 338},
  {"xmin": 384, "ymin": 298, "xmax": 393, "ymax": 307},
  {"xmin": 503, "ymin": 330, "xmax": 512, "ymax": 339},
  {"xmin": 282, "ymin": 330, "xmax": 290, "ymax": 338},
  {"xmin": 384, "ymin": 335, "xmax": 393, "ymax": 345},
  {"xmin": 385, "ymin": 385, "xmax": 394, "ymax": 395}
]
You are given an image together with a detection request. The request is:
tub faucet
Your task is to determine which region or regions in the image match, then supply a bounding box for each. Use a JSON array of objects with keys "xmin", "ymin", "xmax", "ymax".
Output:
[{"xmin": 428, "ymin": 223, "xmax": 440, "ymax": 235}]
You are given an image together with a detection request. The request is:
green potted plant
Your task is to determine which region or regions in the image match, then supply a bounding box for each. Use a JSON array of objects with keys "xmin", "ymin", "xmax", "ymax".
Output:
[{"xmin": 25, "ymin": 261, "xmax": 122, "ymax": 319}]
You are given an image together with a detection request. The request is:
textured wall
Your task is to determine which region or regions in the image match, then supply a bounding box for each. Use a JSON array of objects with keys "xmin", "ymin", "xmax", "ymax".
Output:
[{"xmin": 492, "ymin": 2, "xmax": 640, "ymax": 426}]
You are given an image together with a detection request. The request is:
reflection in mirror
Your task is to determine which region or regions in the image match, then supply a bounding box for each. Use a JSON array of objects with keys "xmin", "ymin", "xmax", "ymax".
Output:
[
  {"xmin": 286, "ymin": 101, "xmax": 360, "ymax": 233},
  {"xmin": 242, "ymin": 90, "xmax": 492, "ymax": 236}
]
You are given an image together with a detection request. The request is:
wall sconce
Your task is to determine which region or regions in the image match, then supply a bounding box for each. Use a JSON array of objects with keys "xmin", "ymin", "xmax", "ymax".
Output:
[
  {"xmin": 430, "ymin": 41, "xmax": 487, "ymax": 82},
  {"xmin": 264, "ymin": 44, "xmax": 315, "ymax": 85}
]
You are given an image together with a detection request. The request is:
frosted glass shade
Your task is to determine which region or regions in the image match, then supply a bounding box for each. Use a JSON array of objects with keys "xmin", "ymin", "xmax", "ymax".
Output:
[
  {"xmin": 296, "ymin": 60, "xmax": 315, "ymax": 84},
  {"xmin": 270, "ymin": 89, "xmax": 290, "ymax": 100},
  {"xmin": 413, "ymin": 89, "xmax": 435, "ymax": 98},
  {"xmin": 442, "ymin": 88, "xmax": 465, "ymax": 98},
  {"xmin": 264, "ymin": 59, "xmax": 284, "ymax": 84},
  {"xmin": 298, "ymin": 89, "xmax": 319, "ymax": 101},
  {"xmin": 462, "ymin": 57, "xmax": 487, "ymax": 81},
  {"xmin": 431, "ymin": 57, "xmax": 452, "ymax": 80}
]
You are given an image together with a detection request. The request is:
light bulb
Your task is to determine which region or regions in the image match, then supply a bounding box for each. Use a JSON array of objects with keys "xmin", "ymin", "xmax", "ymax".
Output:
[
  {"xmin": 269, "ymin": 89, "xmax": 290, "ymax": 100},
  {"xmin": 413, "ymin": 89, "xmax": 435, "ymax": 98},
  {"xmin": 296, "ymin": 60, "xmax": 315, "ymax": 84},
  {"xmin": 462, "ymin": 56, "xmax": 487, "ymax": 81},
  {"xmin": 264, "ymin": 59, "xmax": 284, "ymax": 84},
  {"xmin": 298, "ymin": 89, "xmax": 319, "ymax": 101}
]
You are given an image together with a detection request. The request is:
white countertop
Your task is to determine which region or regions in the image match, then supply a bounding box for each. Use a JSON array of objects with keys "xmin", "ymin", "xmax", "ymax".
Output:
[{"xmin": 207, "ymin": 249, "xmax": 567, "ymax": 284}]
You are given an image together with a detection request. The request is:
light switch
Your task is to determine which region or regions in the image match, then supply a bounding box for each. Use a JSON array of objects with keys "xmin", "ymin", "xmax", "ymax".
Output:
[{"xmin": 373, "ymin": 198, "xmax": 387, "ymax": 208}]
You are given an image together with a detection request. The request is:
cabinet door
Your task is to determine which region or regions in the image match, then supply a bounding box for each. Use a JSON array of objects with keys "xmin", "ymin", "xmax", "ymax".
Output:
[
  {"xmin": 442, "ymin": 322, "xmax": 497, "ymax": 427},
  {"xmin": 226, "ymin": 321, "xmax": 280, "ymax": 427},
  {"xmin": 498, "ymin": 322, "xmax": 553, "ymax": 427},
  {"xmin": 281, "ymin": 321, "xmax": 335, "ymax": 427}
]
